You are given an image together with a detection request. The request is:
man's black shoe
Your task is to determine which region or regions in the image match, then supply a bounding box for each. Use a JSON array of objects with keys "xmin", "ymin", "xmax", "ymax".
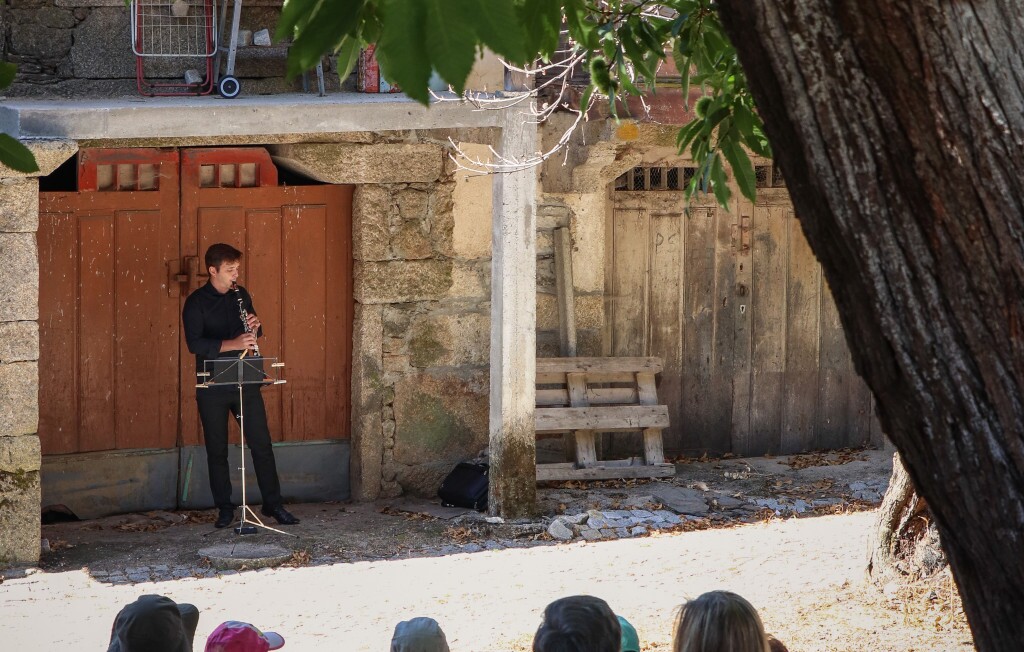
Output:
[
  {"xmin": 262, "ymin": 506, "xmax": 300, "ymax": 525},
  {"xmin": 214, "ymin": 508, "xmax": 235, "ymax": 529}
]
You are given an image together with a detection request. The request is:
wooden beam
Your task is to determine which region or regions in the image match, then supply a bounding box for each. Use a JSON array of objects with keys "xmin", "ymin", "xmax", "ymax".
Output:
[
  {"xmin": 554, "ymin": 227, "xmax": 577, "ymax": 356},
  {"xmin": 535, "ymin": 405, "xmax": 670, "ymax": 432},
  {"xmin": 489, "ymin": 105, "xmax": 538, "ymax": 518}
]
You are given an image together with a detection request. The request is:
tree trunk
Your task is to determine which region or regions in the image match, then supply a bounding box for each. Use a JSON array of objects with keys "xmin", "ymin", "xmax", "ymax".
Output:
[
  {"xmin": 716, "ymin": 2, "xmax": 1024, "ymax": 650},
  {"xmin": 867, "ymin": 453, "xmax": 946, "ymax": 587}
]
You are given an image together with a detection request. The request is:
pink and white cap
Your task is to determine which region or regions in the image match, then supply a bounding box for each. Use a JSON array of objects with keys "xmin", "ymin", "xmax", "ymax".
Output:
[{"xmin": 205, "ymin": 620, "xmax": 285, "ymax": 652}]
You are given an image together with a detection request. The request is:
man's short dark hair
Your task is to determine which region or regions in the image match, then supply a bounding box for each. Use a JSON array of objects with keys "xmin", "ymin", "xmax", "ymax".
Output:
[
  {"xmin": 533, "ymin": 595, "xmax": 621, "ymax": 652},
  {"xmin": 205, "ymin": 243, "xmax": 242, "ymax": 271}
]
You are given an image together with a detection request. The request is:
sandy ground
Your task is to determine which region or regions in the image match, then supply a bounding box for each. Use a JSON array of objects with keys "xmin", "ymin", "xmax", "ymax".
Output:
[{"xmin": 1, "ymin": 511, "xmax": 972, "ymax": 651}]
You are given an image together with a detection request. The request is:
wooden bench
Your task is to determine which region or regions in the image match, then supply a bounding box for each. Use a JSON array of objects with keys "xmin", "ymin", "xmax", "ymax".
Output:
[{"xmin": 535, "ymin": 356, "xmax": 675, "ymax": 481}]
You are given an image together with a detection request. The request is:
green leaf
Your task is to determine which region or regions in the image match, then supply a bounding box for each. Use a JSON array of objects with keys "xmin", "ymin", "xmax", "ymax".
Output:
[
  {"xmin": 618, "ymin": 24, "xmax": 655, "ymax": 81},
  {"xmin": 334, "ymin": 36, "xmax": 362, "ymax": 83},
  {"xmin": 0, "ymin": 134, "xmax": 40, "ymax": 174},
  {"xmin": 616, "ymin": 57, "xmax": 642, "ymax": 96},
  {"xmin": 635, "ymin": 19, "xmax": 665, "ymax": 55},
  {"xmin": 519, "ymin": 0, "xmax": 562, "ymax": 58},
  {"xmin": 472, "ymin": 0, "xmax": 528, "ymax": 63},
  {"xmin": 675, "ymin": 119, "xmax": 703, "ymax": 153},
  {"xmin": 284, "ymin": 0, "xmax": 368, "ymax": 77},
  {"xmin": 424, "ymin": 0, "xmax": 478, "ymax": 94},
  {"xmin": 704, "ymin": 104, "xmax": 730, "ymax": 132},
  {"xmin": 0, "ymin": 62, "xmax": 16, "ymax": 90},
  {"xmin": 709, "ymin": 153, "xmax": 732, "ymax": 207},
  {"xmin": 376, "ymin": 0, "xmax": 432, "ymax": 103},
  {"xmin": 734, "ymin": 102, "xmax": 754, "ymax": 136},
  {"xmin": 565, "ymin": 0, "xmax": 599, "ymax": 51},
  {"xmin": 579, "ymin": 84, "xmax": 595, "ymax": 113},
  {"xmin": 721, "ymin": 138, "xmax": 756, "ymax": 202}
]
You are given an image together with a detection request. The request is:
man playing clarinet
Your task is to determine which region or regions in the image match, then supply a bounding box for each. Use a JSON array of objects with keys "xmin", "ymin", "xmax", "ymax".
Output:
[{"xmin": 182, "ymin": 243, "xmax": 299, "ymax": 528}]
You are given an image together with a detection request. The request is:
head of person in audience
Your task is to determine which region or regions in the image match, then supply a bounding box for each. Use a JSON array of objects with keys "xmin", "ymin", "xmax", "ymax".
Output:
[
  {"xmin": 533, "ymin": 595, "xmax": 621, "ymax": 652},
  {"xmin": 107, "ymin": 594, "xmax": 200, "ymax": 652},
  {"xmin": 205, "ymin": 621, "xmax": 284, "ymax": 652},
  {"xmin": 672, "ymin": 591, "xmax": 770, "ymax": 652},
  {"xmin": 617, "ymin": 615, "xmax": 641, "ymax": 652},
  {"xmin": 390, "ymin": 617, "xmax": 450, "ymax": 652}
]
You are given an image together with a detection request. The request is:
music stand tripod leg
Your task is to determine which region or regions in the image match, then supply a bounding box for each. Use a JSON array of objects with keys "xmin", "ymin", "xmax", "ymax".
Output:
[
  {"xmin": 234, "ymin": 383, "xmax": 258, "ymax": 534},
  {"xmin": 233, "ymin": 371, "xmax": 296, "ymax": 538}
]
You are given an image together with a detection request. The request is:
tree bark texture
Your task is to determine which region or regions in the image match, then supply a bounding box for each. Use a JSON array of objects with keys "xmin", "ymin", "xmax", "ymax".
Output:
[
  {"xmin": 867, "ymin": 453, "xmax": 946, "ymax": 587},
  {"xmin": 717, "ymin": 2, "xmax": 1024, "ymax": 649}
]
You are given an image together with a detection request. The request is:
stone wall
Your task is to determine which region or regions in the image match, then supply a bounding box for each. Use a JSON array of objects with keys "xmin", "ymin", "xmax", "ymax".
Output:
[
  {"xmin": 3, "ymin": 0, "xmax": 331, "ymax": 97},
  {"xmin": 0, "ymin": 140, "xmax": 76, "ymax": 565}
]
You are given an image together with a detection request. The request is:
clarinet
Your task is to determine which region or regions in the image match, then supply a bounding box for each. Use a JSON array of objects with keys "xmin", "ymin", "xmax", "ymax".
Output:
[{"xmin": 231, "ymin": 282, "xmax": 260, "ymax": 357}]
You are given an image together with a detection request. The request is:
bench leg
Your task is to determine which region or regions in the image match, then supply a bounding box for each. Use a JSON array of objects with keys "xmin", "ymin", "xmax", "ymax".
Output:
[
  {"xmin": 562, "ymin": 433, "xmax": 576, "ymax": 462},
  {"xmin": 574, "ymin": 430, "xmax": 598, "ymax": 468},
  {"xmin": 643, "ymin": 427, "xmax": 666, "ymax": 465}
]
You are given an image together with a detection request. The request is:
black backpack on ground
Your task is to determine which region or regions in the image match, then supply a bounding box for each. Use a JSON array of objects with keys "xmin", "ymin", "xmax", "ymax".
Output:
[{"xmin": 438, "ymin": 461, "xmax": 489, "ymax": 511}]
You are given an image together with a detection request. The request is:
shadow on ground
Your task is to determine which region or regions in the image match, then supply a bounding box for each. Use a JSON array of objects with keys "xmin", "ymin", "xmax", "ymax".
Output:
[{"xmin": 28, "ymin": 449, "xmax": 893, "ymax": 585}]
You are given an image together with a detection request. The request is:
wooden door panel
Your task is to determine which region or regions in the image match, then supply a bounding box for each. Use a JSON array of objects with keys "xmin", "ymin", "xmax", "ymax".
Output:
[
  {"xmin": 648, "ymin": 213, "xmax": 682, "ymax": 450},
  {"xmin": 609, "ymin": 208, "xmax": 649, "ymax": 357},
  {"xmin": 749, "ymin": 202, "xmax": 787, "ymax": 453},
  {"xmin": 681, "ymin": 205, "xmax": 727, "ymax": 454},
  {"xmin": 39, "ymin": 149, "xmax": 180, "ymax": 455},
  {"xmin": 283, "ymin": 204, "xmax": 329, "ymax": 439},
  {"xmin": 782, "ymin": 212, "xmax": 822, "ymax": 452},
  {"xmin": 78, "ymin": 212, "xmax": 117, "ymax": 452},
  {"xmin": 113, "ymin": 208, "xmax": 180, "ymax": 450},
  {"xmin": 246, "ymin": 209, "xmax": 285, "ymax": 441},
  {"xmin": 38, "ymin": 209, "xmax": 78, "ymax": 455}
]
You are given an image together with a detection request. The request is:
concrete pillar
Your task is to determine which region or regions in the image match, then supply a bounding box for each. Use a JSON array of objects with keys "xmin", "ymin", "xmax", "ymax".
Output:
[
  {"xmin": 0, "ymin": 139, "xmax": 76, "ymax": 566},
  {"xmin": 488, "ymin": 106, "xmax": 538, "ymax": 518}
]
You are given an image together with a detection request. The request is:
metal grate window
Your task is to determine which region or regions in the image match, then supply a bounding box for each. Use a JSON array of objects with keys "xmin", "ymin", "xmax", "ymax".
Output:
[
  {"xmin": 755, "ymin": 163, "xmax": 787, "ymax": 188},
  {"xmin": 755, "ymin": 165, "xmax": 771, "ymax": 188},
  {"xmin": 96, "ymin": 164, "xmax": 160, "ymax": 191},
  {"xmin": 615, "ymin": 166, "xmax": 700, "ymax": 191},
  {"xmin": 666, "ymin": 168, "xmax": 679, "ymax": 189}
]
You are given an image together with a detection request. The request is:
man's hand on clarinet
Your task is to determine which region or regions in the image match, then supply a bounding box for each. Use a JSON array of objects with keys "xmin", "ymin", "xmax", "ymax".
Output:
[
  {"xmin": 246, "ymin": 313, "xmax": 260, "ymax": 331},
  {"xmin": 224, "ymin": 332, "xmax": 258, "ymax": 352}
]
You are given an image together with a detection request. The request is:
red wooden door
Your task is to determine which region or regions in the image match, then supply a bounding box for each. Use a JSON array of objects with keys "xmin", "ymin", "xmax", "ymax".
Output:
[
  {"xmin": 38, "ymin": 148, "xmax": 182, "ymax": 454},
  {"xmin": 178, "ymin": 148, "xmax": 353, "ymax": 446},
  {"xmin": 38, "ymin": 147, "xmax": 353, "ymax": 456}
]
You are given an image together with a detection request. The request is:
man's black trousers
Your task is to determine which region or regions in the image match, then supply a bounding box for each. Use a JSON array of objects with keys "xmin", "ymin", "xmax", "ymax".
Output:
[{"xmin": 196, "ymin": 386, "xmax": 282, "ymax": 512}]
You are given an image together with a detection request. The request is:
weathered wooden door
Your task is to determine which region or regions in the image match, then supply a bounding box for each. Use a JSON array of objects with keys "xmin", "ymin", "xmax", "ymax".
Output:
[
  {"xmin": 38, "ymin": 147, "xmax": 353, "ymax": 457},
  {"xmin": 607, "ymin": 170, "xmax": 880, "ymax": 456},
  {"xmin": 38, "ymin": 149, "xmax": 182, "ymax": 454},
  {"xmin": 177, "ymin": 148, "xmax": 353, "ymax": 446}
]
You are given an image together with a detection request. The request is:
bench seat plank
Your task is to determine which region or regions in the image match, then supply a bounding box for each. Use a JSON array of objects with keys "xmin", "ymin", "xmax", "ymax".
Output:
[
  {"xmin": 536, "ymin": 405, "xmax": 669, "ymax": 432},
  {"xmin": 536, "ymin": 357, "xmax": 664, "ymax": 374}
]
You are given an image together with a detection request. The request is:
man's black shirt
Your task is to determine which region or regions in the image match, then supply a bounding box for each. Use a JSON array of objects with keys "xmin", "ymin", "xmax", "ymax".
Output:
[{"xmin": 182, "ymin": 281, "xmax": 263, "ymax": 375}]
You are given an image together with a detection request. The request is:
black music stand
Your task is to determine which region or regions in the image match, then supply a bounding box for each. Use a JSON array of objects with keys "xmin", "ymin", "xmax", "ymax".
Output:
[{"xmin": 197, "ymin": 356, "xmax": 295, "ymax": 537}]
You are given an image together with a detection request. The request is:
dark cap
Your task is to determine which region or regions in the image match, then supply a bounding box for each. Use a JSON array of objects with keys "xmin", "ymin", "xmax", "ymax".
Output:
[{"xmin": 108, "ymin": 594, "xmax": 199, "ymax": 652}]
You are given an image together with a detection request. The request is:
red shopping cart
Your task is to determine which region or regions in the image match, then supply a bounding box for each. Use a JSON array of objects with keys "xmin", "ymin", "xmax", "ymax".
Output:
[{"xmin": 131, "ymin": 0, "xmax": 217, "ymax": 96}]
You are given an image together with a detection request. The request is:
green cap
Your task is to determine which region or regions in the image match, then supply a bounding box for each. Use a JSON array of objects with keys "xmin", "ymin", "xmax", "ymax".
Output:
[{"xmin": 617, "ymin": 615, "xmax": 640, "ymax": 652}]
